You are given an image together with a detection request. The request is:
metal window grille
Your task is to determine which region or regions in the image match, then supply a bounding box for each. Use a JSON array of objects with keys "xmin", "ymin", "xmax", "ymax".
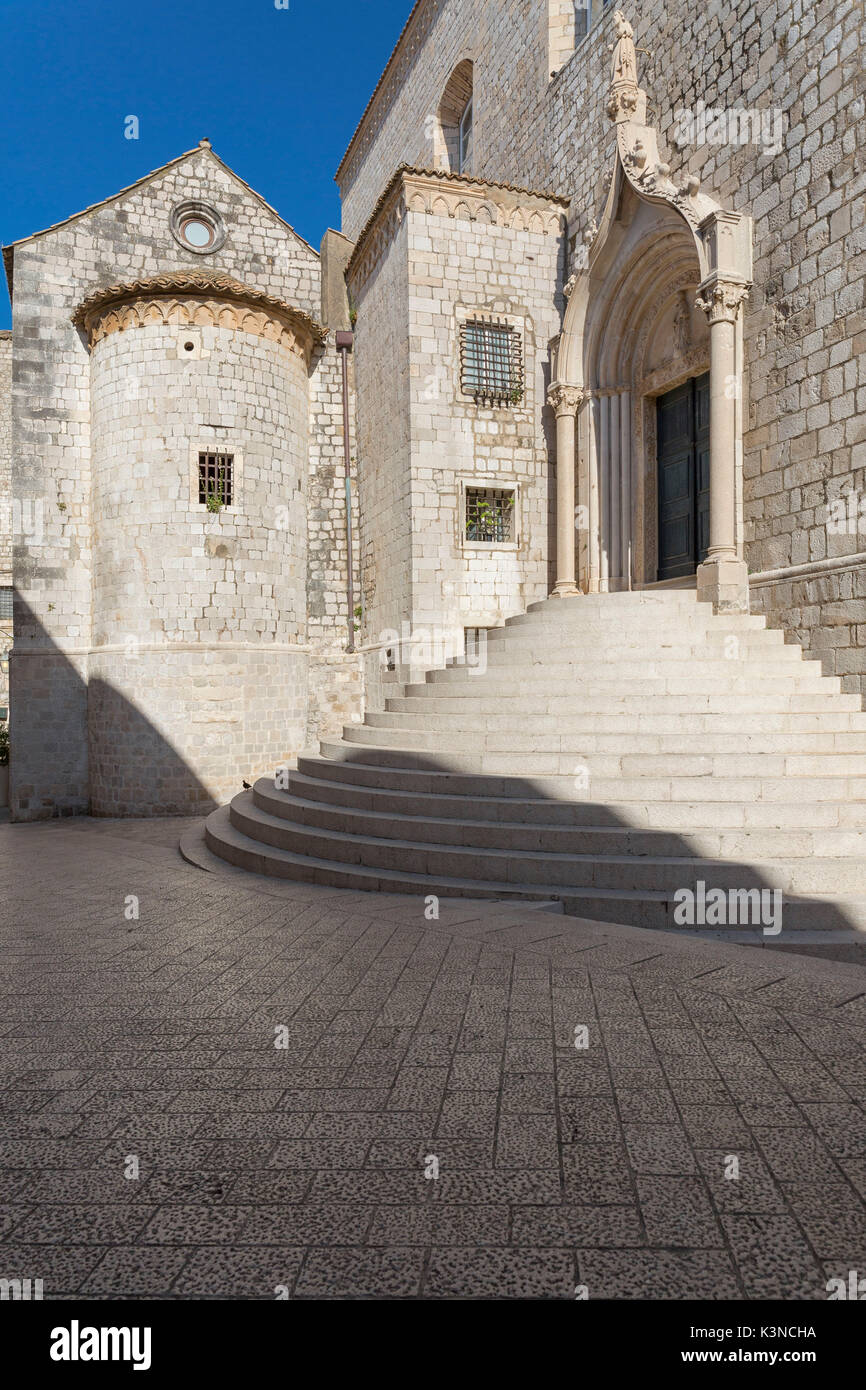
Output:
[
  {"xmin": 198, "ymin": 452, "xmax": 234, "ymax": 508},
  {"xmin": 465, "ymin": 488, "xmax": 516, "ymax": 544},
  {"xmin": 460, "ymin": 319, "xmax": 523, "ymax": 405},
  {"xmin": 0, "ymin": 588, "xmax": 12, "ymax": 620}
]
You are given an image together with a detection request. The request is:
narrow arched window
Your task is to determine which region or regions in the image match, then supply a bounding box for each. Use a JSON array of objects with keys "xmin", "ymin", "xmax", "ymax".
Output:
[
  {"xmin": 435, "ymin": 61, "xmax": 474, "ymax": 174},
  {"xmin": 458, "ymin": 96, "xmax": 473, "ymax": 173}
]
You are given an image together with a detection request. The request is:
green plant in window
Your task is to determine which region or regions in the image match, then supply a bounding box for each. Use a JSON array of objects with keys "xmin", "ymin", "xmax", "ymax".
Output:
[
  {"xmin": 205, "ymin": 469, "xmax": 228, "ymax": 514},
  {"xmin": 509, "ymin": 385, "xmax": 524, "ymax": 405}
]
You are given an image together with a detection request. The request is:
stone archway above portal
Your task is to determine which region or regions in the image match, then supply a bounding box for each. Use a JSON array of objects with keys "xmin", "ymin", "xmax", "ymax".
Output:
[{"xmin": 549, "ymin": 9, "xmax": 753, "ymax": 613}]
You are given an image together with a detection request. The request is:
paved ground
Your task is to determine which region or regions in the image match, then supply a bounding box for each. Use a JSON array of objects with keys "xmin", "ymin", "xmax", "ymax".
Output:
[{"xmin": 1, "ymin": 816, "xmax": 865, "ymax": 1300}]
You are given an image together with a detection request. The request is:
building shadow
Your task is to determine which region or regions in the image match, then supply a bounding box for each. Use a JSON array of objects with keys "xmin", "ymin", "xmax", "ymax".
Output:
[
  {"xmin": 9, "ymin": 598, "xmax": 214, "ymax": 821},
  {"xmin": 250, "ymin": 740, "xmax": 863, "ymax": 939}
]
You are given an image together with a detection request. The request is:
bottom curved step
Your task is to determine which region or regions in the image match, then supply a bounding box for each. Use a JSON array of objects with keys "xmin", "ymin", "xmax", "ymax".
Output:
[{"xmin": 202, "ymin": 805, "xmax": 866, "ymax": 934}]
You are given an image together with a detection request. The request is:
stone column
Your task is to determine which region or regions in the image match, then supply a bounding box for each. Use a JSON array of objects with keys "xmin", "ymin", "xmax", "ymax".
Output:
[
  {"xmin": 609, "ymin": 391, "xmax": 621, "ymax": 588},
  {"xmin": 695, "ymin": 279, "xmax": 750, "ymax": 613},
  {"xmin": 619, "ymin": 391, "xmax": 632, "ymax": 589},
  {"xmin": 548, "ymin": 383, "xmax": 584, "ymax": 597}
]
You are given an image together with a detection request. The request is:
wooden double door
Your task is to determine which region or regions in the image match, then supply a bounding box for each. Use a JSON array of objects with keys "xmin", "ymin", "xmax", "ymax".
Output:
[{"xmin": 656, "ymin": 373, "xmax": 710, "ymax": 580}]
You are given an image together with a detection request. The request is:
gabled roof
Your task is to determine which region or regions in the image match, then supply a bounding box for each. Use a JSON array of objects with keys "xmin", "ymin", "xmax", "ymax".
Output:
[{"xmin": 2, "ymin": 142, "xmax": 318, "ymax": 298}]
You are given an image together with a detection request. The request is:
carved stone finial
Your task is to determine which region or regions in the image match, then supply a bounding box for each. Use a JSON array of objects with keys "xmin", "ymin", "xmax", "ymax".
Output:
[
  {"xmin": 583, "ymin": 218, "xmax": 599, "ymax": 246},
  {"xmin": 606, "ymin": 11, "xmax": 641, "ymax": 122},
  {"xmin": 199, "ymin": 137, "xmax": 212, "ymax": 149},
  {"xmin": 563, "ymin": 274, "xmax": 578, "ymax": 300}
]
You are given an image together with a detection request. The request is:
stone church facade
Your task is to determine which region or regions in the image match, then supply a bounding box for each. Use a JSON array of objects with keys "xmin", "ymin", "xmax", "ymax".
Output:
[
  {"xmin": 340, "ymin": 0, "xmax": 862, "ymax": 693},
  {"xmin": 1, "ymin": 0, "xmax": 863, "ymax": 838}
]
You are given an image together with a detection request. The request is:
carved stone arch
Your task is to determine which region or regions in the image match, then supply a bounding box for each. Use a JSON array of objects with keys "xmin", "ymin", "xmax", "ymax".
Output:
[
  {"xmin": 548, "ymin": 9, "xmax": 753, "ymax": 611},
  {"xmin": 453, "ymin": 200, "xmax": 473, "ymax": 222}
]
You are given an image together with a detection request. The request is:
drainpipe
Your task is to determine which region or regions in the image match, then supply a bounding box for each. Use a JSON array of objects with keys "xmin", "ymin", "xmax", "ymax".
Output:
[{"xmin": 335, "ymin": 330, "xmax": 355, "ymax": 653}]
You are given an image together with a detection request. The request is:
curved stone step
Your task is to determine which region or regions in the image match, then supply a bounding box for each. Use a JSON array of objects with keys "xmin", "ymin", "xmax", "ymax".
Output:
[
  {"xmin": 402, "ymin": 688, "xmax": 863, "ymax": 711},
  {"xmin": 314, "ymin": 742, "xmax": 866, "ymax": 801},
  {"xmin": 202, "ymin": 587, "xmax": 866, "ymax": 936},
  {"xmin": 228, "ymin": 793, "xmax": 866, "ymax": 896},
  {"xmin": 363, "ymin": 715, "xmax": 866, "ymax": 753},
  {"xmin": 384, "ymin": 700, "xmax": 866, "ymax": 731},
  {"xmin": 204, "ymin": 804, "xmax": 544, "ymax": 900},
  {"xmin": 425, "ymin": 669, "xmax": 839, "ymax": 692},
  {"xmin": 475, "ymin": 650, "xmax": 809, "ymax": 673},
  {"xmin": 290, "ymin": 762, "xmax": 866, "ymax": 828},
  {"xmin": 331, "ymin": 733, "xmax": 866, "ymax": 783},
  {"xmin": 202, "ymin": 804, "xmax": 866, "ymax": 933},
  {"xmin": 253, "ymin": 779, "xmax": 866, "ymax": 860}
]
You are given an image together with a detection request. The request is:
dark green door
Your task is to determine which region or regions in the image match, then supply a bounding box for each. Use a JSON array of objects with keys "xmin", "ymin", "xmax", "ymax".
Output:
[{"xmin": 657, "ymin": 373, "xmax": 710, "ymax": 580}]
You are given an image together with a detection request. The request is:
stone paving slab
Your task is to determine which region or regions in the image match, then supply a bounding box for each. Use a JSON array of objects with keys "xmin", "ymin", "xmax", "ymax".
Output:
[{"xmin": 0, "ymin": 816, "xmax": 865, "ymax": 1299}]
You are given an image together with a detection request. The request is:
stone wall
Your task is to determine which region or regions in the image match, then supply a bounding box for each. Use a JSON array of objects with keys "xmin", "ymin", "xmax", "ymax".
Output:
[
  {"xmin": 86, "ymin": 319, "xmax": 309, "ymax": 814},
  {"xmin": 339, "ymin": 0, "xmax": 866, "ymax": 692},
  {"xmin": 7, "ymin": 147, "xmax": 349, "ymax": 818},
  {"xmin": 307, "ymin": 341, "xmax": 364, "ymax": 747},
  {"xmin": 348, "ymin": 169, "xmax": 566, "ymax": 691},
  {"xmin": 0, "ymin": 332, "xmax": 11, "ymax": 718},
  {"xmin": 405, "ymin": 183, "xmax": 565, "ymax": 638},
  {"xmin": 350, "ymin": 212, "xmax": 414, "ymax": 684}
]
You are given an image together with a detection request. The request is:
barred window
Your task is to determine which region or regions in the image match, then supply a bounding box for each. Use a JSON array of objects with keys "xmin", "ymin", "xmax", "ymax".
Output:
[
  {"xmin": 465, "ymin": 487, "xmax": 516, "ymax": 544},
  {"xmin": 460, "ymin": 319, "xmax": 524, "ymax": 405},
  {"xmin": 198, "ymin": 452, "xmax": 234, "ymax": 509},
  {"xmin": 0, "ymin": 588, "xmax": 11, "ymax": 619}
]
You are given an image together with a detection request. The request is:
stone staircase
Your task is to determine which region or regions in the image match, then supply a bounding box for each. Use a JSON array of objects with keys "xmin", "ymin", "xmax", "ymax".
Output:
[{"xmin": 202, "ymin": 591, "xmax": 866, "ymax": 935}]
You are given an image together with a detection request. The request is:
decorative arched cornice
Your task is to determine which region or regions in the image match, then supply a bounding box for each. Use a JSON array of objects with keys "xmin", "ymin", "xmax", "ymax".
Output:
[
  {"xmin": 347, "ymin": 166, "xmax": 569, "ymax": 295},
  {"xmin": 72, "ymin": 270, "xmax": 326, "ymax": 360}
]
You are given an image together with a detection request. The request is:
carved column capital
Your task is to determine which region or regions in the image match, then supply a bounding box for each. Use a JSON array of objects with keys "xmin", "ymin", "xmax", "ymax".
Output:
[
  {"xmin": 695, "ymin": 281, "xmax": 750, "ymax": 325},
  {"xmin": 547, "ymin": 382, "xmax": 586, "ymax": 417}
]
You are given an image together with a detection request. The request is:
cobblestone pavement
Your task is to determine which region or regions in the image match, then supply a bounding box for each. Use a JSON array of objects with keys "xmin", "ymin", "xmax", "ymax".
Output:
[{"xmin": 1, "ymin": 816, "xmax": 865, "ymax": 1300}]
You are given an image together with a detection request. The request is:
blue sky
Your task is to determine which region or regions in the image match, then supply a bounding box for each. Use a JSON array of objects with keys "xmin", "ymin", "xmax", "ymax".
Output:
[{"xmin": 0, "ymin": 0, "xmax": 413, "ymax": 326}]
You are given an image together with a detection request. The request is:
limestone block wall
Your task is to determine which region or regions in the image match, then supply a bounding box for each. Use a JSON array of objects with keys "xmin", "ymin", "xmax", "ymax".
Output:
[
  {"xmin": 0, "ymin": 332, "xmax": 11, "ymax": 715},
  {"xmin": 338, "ymin": 0, "xmax": 556, "ymax": 241},
  {"xmin": 406, "ymin": 203, "xmax": 565, "ymax": 642},
  {"xmin": 87, "ymin": 320, "xmax": 309, "ymax": 815},
  {"xmin": 349, "ymin": 216, "xmax": 413, "ymax": 694},
  {"xmin": 8, "ymin": 147, "xmax": 327, "ymax": 819},
  {"xmin": 347, "ymin": 170, "xmax": 566, "ymax": 695},
  {"xmin": 545, "ymin": 2, "xmax": 865, "ymax": 691},
  {"xmin": 340, "ymin": 0, "xmax": 866, "ymax": 693},
  {"xmin": 0, "ymin": 333, "xmax": 11, "ymax": 579},
  {"xmin": 306, "ymin": 342, "xmax": 364, "ymax": 744},
  {"xmin": 307, "ymin": 347, "xmax": 359, "ymax": 644}
]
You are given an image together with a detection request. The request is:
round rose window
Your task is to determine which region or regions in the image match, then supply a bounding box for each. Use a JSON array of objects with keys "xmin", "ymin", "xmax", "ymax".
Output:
[{"xmin": 169, "ymin": 201, "xmax": 226, "ymax": 255}]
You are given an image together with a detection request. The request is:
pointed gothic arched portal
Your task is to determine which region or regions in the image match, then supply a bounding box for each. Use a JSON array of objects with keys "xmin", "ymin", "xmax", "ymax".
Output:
[{"xmin": 549, "ymin": 10, "xmax": 753, "ymax": 612}]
